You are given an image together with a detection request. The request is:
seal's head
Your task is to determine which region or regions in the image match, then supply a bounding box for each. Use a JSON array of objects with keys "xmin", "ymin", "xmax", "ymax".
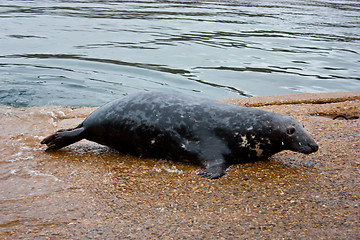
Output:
[{"xmin": 273, "ymin": 115, "xmax": 318, "ymax": 154}]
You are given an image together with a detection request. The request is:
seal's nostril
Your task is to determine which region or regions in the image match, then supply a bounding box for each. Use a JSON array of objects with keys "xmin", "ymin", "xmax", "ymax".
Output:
[{"xmin": 310, "ymin": 144, "xmax": 318, "ymax": 152}]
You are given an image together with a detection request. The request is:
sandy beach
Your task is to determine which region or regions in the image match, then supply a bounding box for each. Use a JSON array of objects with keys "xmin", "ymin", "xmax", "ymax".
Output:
[{"xmin": 1, "ymin": 91, "xmax": 359, "ymax": 239}]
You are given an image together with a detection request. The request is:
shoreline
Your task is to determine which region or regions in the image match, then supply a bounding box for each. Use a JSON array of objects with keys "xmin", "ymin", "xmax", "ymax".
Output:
[
  {"xmin": 1, "ymin": 91, "xmax": 359, "ymax": 239},
  {"xmin": 222, "ymin": 90, "xmax": 360, "ymax": 106},
  {"xmin": 2, "ymin": 90, "xmax": 359, "ymax": 109}
]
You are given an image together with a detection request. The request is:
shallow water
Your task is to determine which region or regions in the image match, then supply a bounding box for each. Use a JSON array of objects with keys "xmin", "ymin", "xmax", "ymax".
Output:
[{"xmin": 1, "ymin": 0, "xmax": 360, "ymax": 106}]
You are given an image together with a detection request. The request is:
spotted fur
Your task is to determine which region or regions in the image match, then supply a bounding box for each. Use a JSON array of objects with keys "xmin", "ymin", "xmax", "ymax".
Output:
[{"xmin": 41, "ymin": 91, "xmax": 318, "ymax": 179}]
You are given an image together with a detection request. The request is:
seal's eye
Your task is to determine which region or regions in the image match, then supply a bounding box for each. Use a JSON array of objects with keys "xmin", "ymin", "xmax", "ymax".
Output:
[{"xmin": 287, "ymin": 127, "xmax": 296, "ymax": 135}]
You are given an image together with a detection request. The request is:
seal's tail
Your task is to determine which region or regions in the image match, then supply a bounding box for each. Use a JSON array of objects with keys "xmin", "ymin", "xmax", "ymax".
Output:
[{"xmin": 41, "ymin": 124, "xmax": 85, "ymax": 151}]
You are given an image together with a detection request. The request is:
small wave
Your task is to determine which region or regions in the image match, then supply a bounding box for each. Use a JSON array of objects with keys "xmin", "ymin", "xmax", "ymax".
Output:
[
  {"xmin": 153, "ymin": 165, "xmax": 183, "ymax": 175},
  {"xmin": 8, "ymin": 152, "xmax": 34, "ymax": 162},
  {"xmin": 25, "ymin": 168, "xmax": 61, "ymax": 182}
]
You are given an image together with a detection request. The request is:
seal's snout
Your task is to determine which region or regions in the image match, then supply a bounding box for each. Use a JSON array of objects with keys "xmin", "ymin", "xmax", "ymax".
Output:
[
  {"xmin": 280, "ymin": 118, "xmax": 319, "ymax": 155},
  {"xmin": 304, "ymin": 142, "xmax": 318, "ymax": 154},
  {"xmin": 298, "ymin": 136, "xmax": 319, "ymax": 154},
  {"xmin": 296, "ymin": 141, "xmax": 318, "ymax": 154},
  {"xmin": 309, "ymin": 143, "xmax": 319, "ymax": 153}
]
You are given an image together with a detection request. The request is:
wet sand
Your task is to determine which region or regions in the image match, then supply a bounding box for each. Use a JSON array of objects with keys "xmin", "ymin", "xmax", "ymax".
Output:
[{"xmin": 1, "ymin": 91, "xmax": 359, "ymax": 239}]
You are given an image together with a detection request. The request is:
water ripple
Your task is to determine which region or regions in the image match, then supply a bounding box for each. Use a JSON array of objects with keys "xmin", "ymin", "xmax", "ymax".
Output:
[{"xmin": 0, "ymin": 0, "xmax": 359, "ymax": 106}]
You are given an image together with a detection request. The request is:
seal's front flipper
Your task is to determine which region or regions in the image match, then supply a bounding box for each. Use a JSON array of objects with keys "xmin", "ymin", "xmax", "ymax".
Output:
[
  {"xmin": 41, "ymin": 124, "xmax": 85, "ymax": 151},
  {"xmin": 198, "ymin": 162, "xmax": 227, "ymax": 179},
  {"xmin": 197, "ymin": 134, "xmax": 230, "ymax": 179}
]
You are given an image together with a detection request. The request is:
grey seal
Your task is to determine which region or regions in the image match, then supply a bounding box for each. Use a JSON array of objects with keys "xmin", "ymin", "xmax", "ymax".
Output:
[{"xmin": 41, "ymin": 91, "xmax": 318, "ymax": 179}]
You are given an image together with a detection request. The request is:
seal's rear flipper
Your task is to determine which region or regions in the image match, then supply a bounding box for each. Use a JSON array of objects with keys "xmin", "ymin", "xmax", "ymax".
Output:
[{"xmin": 41, "ymin": 125, "xmax": 85, "ymax": 151}]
